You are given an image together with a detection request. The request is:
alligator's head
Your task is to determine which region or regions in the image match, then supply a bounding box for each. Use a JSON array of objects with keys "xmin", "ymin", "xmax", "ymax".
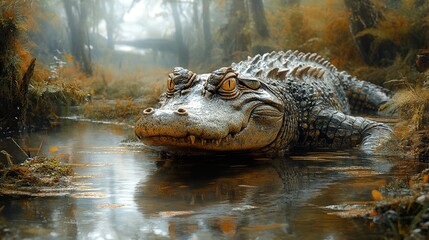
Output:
[{"xmin": 135, "ymin": 67, "xmax": 298, "ymax": 154}]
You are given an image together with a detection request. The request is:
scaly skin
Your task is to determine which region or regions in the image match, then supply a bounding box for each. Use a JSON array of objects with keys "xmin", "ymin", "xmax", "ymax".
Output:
[{"xmin": 135, "ymin": 51, "xmax": 392, "ymax": 154}]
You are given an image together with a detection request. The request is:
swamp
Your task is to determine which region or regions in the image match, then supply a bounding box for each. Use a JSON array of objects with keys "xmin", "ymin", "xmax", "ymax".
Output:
[{"xmin": 1, "ymin": 0, "xmax": 429, "ymax": 239}]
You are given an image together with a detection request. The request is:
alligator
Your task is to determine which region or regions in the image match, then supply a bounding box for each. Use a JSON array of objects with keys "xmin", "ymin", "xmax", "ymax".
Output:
[{"xmin": 135, "ymin": 50, "xmax": 393, "ymax": 155}]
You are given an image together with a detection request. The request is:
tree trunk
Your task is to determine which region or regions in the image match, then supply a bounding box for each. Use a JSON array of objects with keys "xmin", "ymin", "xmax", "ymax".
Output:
[
  {"xmin": 170, "ymin": 0, "xmax": 189, "ymax": 67},
  {"xmin": 202, "ymin": 0, "xmax": 212, "ymax": 61},
  {"xmin": 193, "ymin": 0, "xmax": 199, "ymax": 28},
  {"xmin": 281, "ymin": 0, "xmax": 300, "ymax": 5},
  {"xmin": 80, "ymin": 0, "xmax": 92, "ymax": 73},
  {"xmin": 249, "ymin": 0, "xmax": 269, "ymax": 38},
  {"xmin": 344, "ymin": 0, "xmax": 398, "ymax": 66},
  {"xmin": 63, "ymin": 0, "xmax": 92, "ymax": 75},
  {"xmin": 222, "ymin": 0, "xmax": 250, "ymax": 62},
  {"xmin": 17, "ymin": 58, "xmax": 36, "ymax": 129},
  {"xmin": 104, "ymin": 0, "xmax": 115, "ymax": 49}
]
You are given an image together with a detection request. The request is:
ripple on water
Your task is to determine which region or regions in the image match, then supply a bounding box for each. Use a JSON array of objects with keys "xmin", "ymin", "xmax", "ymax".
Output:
[{"xmin": 69, "ymin": 192, "xmax": 109, "ymax": 198}]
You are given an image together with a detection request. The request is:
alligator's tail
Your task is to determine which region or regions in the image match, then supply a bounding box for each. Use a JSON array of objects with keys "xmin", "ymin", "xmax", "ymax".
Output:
[{"xmin": 338, "ymin": 71, "xmax": 392, "ymax": 113}]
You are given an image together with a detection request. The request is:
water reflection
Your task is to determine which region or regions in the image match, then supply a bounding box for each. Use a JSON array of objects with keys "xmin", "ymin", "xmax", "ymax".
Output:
[
  {"xmin": 0, "ymin": 197, "xmax": 78, "ymax": 239},
  {"xmin": 0, "ymin": 120, "xmax": 428, "ymax": 239},
  {"xmin": 133, "ymin": 152, "xmax": 398, "ymax": 239},
  {"xmin": 134, "ymin": 156, "xmax": 290, "ymax": 239}
]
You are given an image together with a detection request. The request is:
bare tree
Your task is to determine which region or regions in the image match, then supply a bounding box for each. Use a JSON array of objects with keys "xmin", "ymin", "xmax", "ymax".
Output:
[
  {"xmin": 221, "ymin": 0, "xmax": 250, "ymax": 62},
  {"xmin": 102, "ymin": 0, "xmax": 116, "ymax": 48},
  {"xmin": 281, "ymin": 0, "xmax": 300, "ymax": 5},
  {"xmin": 169, "ymin": 0, "xmax": 189, "ymax": 67},
  {"xmin": 62, "ymin": 0, "xmax": 92, "ymax": 75},
  {"xmin": 249, "ymin": 0, "xmax": 270, "ymax": 38},
  {"xmin": 202, "ymin": 0, "xmax": 212, "ymax": 60}
]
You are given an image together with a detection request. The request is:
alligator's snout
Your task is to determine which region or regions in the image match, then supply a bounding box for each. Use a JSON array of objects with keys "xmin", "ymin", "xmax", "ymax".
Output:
[
  {"xmin": 136, "ymin": 107, "xmax": 194, "ymax": 140},
  {"xmin": 135, "ymin": 106, "xmax": 233, "ymax": 143},
  {"xmin": 134, "ymin": 103, "xmax": 266, "ymax": 152},
  {"xmin": 142, "ymin": 107, "xmax": 188, "ymax": 116}
]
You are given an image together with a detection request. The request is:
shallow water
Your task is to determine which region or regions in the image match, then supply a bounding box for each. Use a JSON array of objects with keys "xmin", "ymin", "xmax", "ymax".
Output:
[{"xmin": 0, "ymin": 120, "xmax": 428, "ymax": 240}]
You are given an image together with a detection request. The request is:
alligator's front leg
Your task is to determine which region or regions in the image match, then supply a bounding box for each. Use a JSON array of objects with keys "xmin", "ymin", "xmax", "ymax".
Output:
[{"xmin": 302, "ymin": 109, "xmax": 392, "ymax": 153}]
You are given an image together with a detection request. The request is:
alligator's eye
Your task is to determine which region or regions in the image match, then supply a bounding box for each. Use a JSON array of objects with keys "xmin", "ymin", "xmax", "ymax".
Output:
[
  {"xmin": 167, "ymin": 78, "xmax": 175, "ymax": 91},
  {"xmin": 221, "ymin": 78, "xmax": 236, "ymax": 91}
]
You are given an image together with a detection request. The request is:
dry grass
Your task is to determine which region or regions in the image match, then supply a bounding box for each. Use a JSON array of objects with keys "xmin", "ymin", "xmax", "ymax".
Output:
[
  {"xmin": 85, "ymin": 65, "xmax": 167, "ymax": 100},
  {"xmin": 83, "ymin": 99, "xmax": 146, "ymax": 123},
  {"xmin": 266, "ymin": 0, "xmax": 363, "ymax": 69},
  {"xmin": 80, "ymin": 65, "xmax": 168, "ymax": 122},
  {"xmin": 383, "ymin": 68, "xmax": 429, "ymax": 159}
]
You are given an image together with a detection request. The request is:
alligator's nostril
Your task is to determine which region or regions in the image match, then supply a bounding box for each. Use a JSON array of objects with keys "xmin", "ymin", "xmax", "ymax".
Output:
[
  {"xmin": 143, "ymin": 107, "xmax": 154, "ymax": 115},
  {"xmin": 175, "ymin": 108, "xmax": 188, "ymax": 116}
]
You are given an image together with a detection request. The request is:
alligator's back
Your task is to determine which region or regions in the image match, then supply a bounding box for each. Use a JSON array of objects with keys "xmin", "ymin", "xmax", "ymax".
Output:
[
  {"xmin": 232, "ymin": 50, "xmax": 339, "ymax": 78},
  {"xmin": 231, "ymin": 50, "xmax": 391, "ymax": 113},
  {"xmin": 231, "ymin": 50, "xmax": 351, "ymax": 113}
]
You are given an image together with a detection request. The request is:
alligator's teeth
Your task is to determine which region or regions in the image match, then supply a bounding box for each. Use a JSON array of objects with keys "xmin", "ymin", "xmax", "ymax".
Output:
[
  {"xmin": 189, "ymin": 135, "xmax": 196, "ymax": 145},
  {"xmin": 216, "ymin": 139, "xmax": 221, "ymax": 146}
]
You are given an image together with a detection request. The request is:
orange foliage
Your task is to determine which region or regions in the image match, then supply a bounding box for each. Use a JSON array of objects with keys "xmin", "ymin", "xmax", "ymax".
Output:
[
  {"xmin": 266, "ymin": 0, "xmax": 362, "ymax": 69},
  {"xmin": 321, "ymin": 0, "xmax": 363, "ymax": 69},
  {"xmin": 66, "ymin": 54, "xmax": 73, "ymax": 62}
]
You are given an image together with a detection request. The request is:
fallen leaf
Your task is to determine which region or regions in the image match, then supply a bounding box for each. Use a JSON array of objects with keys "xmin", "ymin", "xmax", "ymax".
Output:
[
  {"xmin": 369, "ymin": 209, "xmax": 378, "ymax": 217},
  {"xmin": 49, "ymin": 146, "xmax": 58, "ymax": 152},
  {"xmin": 371, "ymin": 190, "xmax": 383, "ymax": 201},
  {"xmin": 66, "ymin": 54, "xmax": 73, "ymax": 62},
  {"xmin": 219, "ymin": 216, "xmax": 236, "ymax": 237}
]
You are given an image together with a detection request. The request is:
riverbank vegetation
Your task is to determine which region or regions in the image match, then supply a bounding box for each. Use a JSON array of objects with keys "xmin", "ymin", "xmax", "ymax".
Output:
[
  {"xmin": 370, "ymin": 169, "xmax": 429, "ymax": 239},
  {"xmin": 0, "ymin": 154, "xmax": 74, "ymax": 196}
]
